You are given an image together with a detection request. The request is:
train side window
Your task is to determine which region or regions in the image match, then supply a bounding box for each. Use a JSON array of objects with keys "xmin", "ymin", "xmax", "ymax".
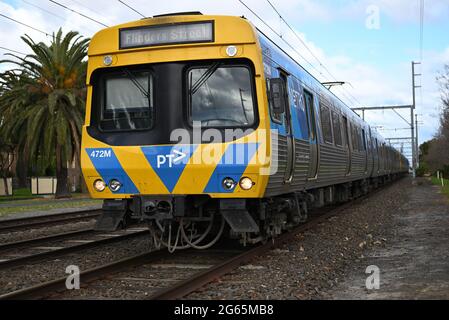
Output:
[
  {"xmin": 267, "ymin": 79, "xmax": 283, "ymax": 124},
  {"xmin": 357, "ymin": 127, "xmax": 363, "ymax": 151},
  {"xmin": 350, "ymin": 123, "xmax": 357, "ymax": 151},
  {"xmin": 342, "ymin": 116, "xmax": 349, "ymax": 148},
  {"xmin": 362, "ymin": 129, "xmax": 367, "ymax": 151},
  {"xmin": 304, "ymin": 90, "xmax": 317, "ymax": 140},
  {"xmin": 332, "ymin": 112, "xmax": 342, "ymax": 146},
  {"xmin": 320, "ymin": 103, "xmax": 333, "ymax": 144}
]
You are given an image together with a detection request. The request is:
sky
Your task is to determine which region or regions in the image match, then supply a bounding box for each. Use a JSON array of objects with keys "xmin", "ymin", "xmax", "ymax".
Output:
[{"xmin": 0, "ymin": 0, "xmax": 448, "ymax": 162}]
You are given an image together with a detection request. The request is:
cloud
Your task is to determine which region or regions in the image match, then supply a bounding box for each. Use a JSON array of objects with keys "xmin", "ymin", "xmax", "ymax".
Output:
[{"xmin": 0, "ymin": 0, "xmax": 447, "ymax": 148}]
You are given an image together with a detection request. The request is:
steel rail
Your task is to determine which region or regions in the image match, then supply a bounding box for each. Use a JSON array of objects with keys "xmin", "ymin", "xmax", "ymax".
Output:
[
  {"xmin": 0, "ymin": 249, "xmax": 171, "ymax": 300},
  {"xmin": 0, "ymin": 209, "xmax": 101, "ymax": 233},
  {"xmin": 148, "ymin": 205, "xmax": 345, "ymax": 299},
  {"xmin": 149, "ymin": 179, "xmax": 399, "ymax": 300},
  {"xmin": 0, "ymin": 229, "xmax": 149, "ymax": 270},
  {"xmin": 0, "ymin": 228, "xmax": 94, "ymax": 251},
  {"xmin": 0, "ymin": 178, "xmax": 400, "ymax": 300}
]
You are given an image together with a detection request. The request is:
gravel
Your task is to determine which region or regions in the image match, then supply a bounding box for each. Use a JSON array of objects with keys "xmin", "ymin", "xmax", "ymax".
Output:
[
  {"xmin": 0, "ymin": 178, "xmax": 409, "ymax": 299},
  {"xmin": 55, "ymin": 251, "xmax": 232, "ymax": 300},
  {"xmin": 0, "ymin": 234, "xmax": 152, "ymax": 295},
  {"xmin": 186, "ymin": 177, "xmax": 409, "ymax": 300}
]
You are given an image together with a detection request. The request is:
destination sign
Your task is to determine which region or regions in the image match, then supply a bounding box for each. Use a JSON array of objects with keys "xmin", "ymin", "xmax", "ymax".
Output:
[{"xmin": 119, "ymin": 21, "xmax": 214, "ymax": 49}]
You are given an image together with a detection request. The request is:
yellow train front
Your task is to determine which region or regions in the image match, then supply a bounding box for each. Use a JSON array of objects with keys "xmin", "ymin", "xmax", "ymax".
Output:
[
  {"xmin": 81, "ymin": 12, "xmax": 409, "ymax": 250},
  {"xmin": 81, "ymin": 13, "xmax": 273, "ymax": 249}
]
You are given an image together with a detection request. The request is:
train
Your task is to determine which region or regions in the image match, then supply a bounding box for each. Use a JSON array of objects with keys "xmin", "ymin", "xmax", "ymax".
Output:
[{"xmin": 80, "ymin": 12, "xmax": 409, "ymax": 250}]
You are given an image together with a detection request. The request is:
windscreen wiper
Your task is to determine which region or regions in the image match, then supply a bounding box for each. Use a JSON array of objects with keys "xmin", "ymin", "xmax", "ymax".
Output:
[
  {"xmin": 190, "ymin": 62, "xmax": 221, "ymax": 95},
  {"xmin": 122, "ymin": 68, "xmax": 151, "ymax": 99}
]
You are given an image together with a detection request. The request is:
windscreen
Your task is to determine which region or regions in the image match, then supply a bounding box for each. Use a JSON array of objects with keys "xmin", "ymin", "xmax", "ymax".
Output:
[
  {"xmin": 100, "ymin": 71, "xmax": 153, "ymax": 131},
  {"xmin": 188, "ymin": 66, "xmax": 255, "ymax": 128}
]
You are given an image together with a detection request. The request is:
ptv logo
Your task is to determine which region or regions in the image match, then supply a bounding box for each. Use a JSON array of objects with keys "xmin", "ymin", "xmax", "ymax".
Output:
[
  {"xmin": 156, "ymin": 150, "xmax": 187, "ymax": 168},
  {"xmin": 141, "ymin": 145, "xmax": 197, "ymax": 192}
]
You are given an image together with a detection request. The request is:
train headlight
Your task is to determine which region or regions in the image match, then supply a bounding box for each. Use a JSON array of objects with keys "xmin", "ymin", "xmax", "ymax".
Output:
[
  {"xmin": 222, "ymin": 177, "xmax": 236, "ymax": 190},
  {"xmin": 226, "ymin": 45, "xmax": 238, "ymax": 57},
  {"xmin": 93, "ymin": 179, "xmax": 106, "ymax": 192},
  {"xmin": 109, "ymin": 179, "xmax": 122, "ymax": 192},
  {"xmin": 103, "ymin": 55, "xmax": 113, "ymax": 66},
  {"xmin": 239, "ymin": 177, "xmax": 254, "ymax": 190}
]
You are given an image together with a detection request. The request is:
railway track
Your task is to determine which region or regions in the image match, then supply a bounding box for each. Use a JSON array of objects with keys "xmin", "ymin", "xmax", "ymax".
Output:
[
  {"xmin": 0, "ymin": 209, "xmax": 101, "ymax": 233},
  {"xmin": 0, "ymin": 188, "xmax": 373, "ymax": 300},
  {"xmin": 0, "ymin": 227, "xmax": 149, "ymax": 270},
  {"xmin": 0, "ymin": 228, "xmax": 94, "ymax": 251},
  {"xmin": 0, "ymin": 180, "xmax": 398, "ymax": 300}
]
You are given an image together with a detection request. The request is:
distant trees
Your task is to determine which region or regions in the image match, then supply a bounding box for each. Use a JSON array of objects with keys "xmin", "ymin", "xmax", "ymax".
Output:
[
  {"xmin": 422, "ymin": 64, "xmax": 449, "ymax": 176},
  {"xmin": 0, "ymin": 29, "xmax": 89, "ymax": 198}
]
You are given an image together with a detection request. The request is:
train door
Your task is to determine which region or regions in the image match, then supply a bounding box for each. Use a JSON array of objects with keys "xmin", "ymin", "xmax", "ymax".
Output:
[
  {"xmin": 279, "ymin": 73, "xmax": 295, "ymax": 183},
  {"xmin": 303, "ymin": 90, "xmax": 318, "ymax": 179},
  {"xmin": 342, "ymin": 116, "xmax": 351, "ymax": 175}
]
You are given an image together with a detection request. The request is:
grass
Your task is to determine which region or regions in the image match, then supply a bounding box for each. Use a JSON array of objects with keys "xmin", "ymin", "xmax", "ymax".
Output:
[
  {"xmin": 0, "ymin": 195, "xmax": 40, "ymax": 202},
  {"xmin": 431, "ymin": 177, "xmax": 449, "ymax": 199},
  {"xmin": 13, "ymin": 188, "xmax": 33, "ymax": 197},
  {"xmin": 0, "ymin": 198, "xmax": 102, "ymax": 218}
]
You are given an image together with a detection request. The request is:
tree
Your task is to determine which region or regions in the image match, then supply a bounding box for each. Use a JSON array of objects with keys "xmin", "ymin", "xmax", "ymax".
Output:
[
  {"xmin": 0, "ymin": 70, "xmax": 34, "ymax": 189},
  {"xmin": 424, "ymin": 64, "xmax": 449, "ymax": 175},
  {"xmin": 0, "ymin": 140, "xmax": 14, "ymax": 196},
  {"xmin": 0, "ymin": 29, "xmax": 89, "ymax": 198}
]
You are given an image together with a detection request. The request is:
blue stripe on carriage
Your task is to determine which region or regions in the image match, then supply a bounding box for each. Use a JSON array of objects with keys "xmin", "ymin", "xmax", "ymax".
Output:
[
  {"xmin": 203, "ymin": 143, "xmax": 260, "ymax": 193},
  {"xmin": 86, "ymin": 148, "xmax": 139, "ymax": 194}
]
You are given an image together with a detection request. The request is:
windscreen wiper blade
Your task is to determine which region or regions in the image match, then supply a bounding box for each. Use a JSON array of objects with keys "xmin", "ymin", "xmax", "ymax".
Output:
[
  {"xmin": 190, "ymin": 62, "xmax": 221, "ymax": 95},
  {"xmin": 123, "ymin": 68, "xmax": 150, "ymax": 99}
]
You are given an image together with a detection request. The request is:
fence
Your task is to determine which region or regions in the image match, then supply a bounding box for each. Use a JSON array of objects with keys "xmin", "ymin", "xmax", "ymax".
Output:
[
  {"xmin": 1, "ymin": 175, "xmax": 81, "ymax": 196},
  {"xmin": 31, "ymin": 177, "xmax": 58, "ymax": 195}
]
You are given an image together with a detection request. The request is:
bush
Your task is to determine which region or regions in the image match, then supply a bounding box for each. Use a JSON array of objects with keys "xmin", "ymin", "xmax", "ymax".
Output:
[
  {"xmin": 12, "ymin": 188, "xmax": 32, "ymax": 197},
  {"xmin": 416, "ymin": 165, "xmax": 427, "ymax": 177}
]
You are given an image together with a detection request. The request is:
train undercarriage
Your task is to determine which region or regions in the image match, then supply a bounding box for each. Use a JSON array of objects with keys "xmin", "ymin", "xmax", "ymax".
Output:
[{"xmin": 95, "ymin": 174, "xmax": 402, "ymax": 252}]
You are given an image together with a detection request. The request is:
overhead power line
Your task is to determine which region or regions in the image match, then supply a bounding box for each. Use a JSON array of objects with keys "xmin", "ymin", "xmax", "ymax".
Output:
[
  {"xmin": 0, "ymin": 13, "xmax": 51, "ymax": 37},
  {"xmin": 236, "ymin": 1, "xmax": 325, "ymax": 80},
  {"xmin": 264, "ymin": 0, "xmax": 363, "ymax": 107},
  {"xmin": 21, "ymin": 0, "xmax": 66, "ymax": 22},
  {"xmin": 21, "ymin": 0, "xmax": 96, "ymax": 34},
  {"xmin": 70, "ymin": 0, "xmax": 104, "ymax": 18},
  {"xmin": 0, "ymin": 46, "xmax": 27, "ymax": 56},
  {"xmin": 419, "ymin": 0, "xmax": 425, "ymax": 62},
  {"xmin": 237, "ymin": 0, "xmax": 358, "ymax": 107},
  {"xmin": 118, "ymin": 0, "xmax": 146, "ymax": 18},
  {"xmin": 48, "ymin": 0, "xmax": 109, "ymax": 28}
]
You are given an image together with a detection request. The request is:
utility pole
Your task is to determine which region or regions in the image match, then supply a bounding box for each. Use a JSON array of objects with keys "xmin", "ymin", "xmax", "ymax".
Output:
[
  {"xmin": 415, "ymin": 114, "xmax": 419, "ymax": 169},
  {"xmin": 411, "ymin": 61, "xmax": 421, "ymax": 178},
  {"xmin": 350, "ymin": 61, "xmax": 421, "ymax": 177}
]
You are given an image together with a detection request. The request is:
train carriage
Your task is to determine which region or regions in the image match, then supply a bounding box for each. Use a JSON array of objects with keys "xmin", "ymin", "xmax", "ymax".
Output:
[{"xmin": 81, "ymin": 12, "xmax": 409, "ymax": 250}]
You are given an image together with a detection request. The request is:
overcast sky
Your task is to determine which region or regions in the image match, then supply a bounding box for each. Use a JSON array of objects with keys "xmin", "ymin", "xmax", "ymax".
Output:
[{"xmin": 1, "ymin": 0, "xmax": 448, "ymax": 161}]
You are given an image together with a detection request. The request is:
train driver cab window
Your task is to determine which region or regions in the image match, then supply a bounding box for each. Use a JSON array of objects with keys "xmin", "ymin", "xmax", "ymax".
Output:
[
  {"xmin": 100, "ymin": 71, "xmax": 153, "ymax": 131},
  {"xmin": 188, "ymin": 64, "xmax": 255, "ymax": 128}
]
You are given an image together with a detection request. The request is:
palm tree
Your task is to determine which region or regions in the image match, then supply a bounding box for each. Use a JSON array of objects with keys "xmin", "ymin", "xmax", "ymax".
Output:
[
  {"xmin": 0, "ymin": 29, "xmax": 89, "ymax": 198},
  {"xmin": 0, "ymin": 70, "xmax": 34, "ymax": 189}
]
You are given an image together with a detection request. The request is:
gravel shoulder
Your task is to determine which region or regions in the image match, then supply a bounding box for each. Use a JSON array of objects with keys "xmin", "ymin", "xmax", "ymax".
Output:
[
  {"xmin": 187, "ymin": 178, "xmax": 410, "ymax": 300},
  {"xmin": 325, "ymin": 178, "xmax": 449, "ymax": 299}
]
